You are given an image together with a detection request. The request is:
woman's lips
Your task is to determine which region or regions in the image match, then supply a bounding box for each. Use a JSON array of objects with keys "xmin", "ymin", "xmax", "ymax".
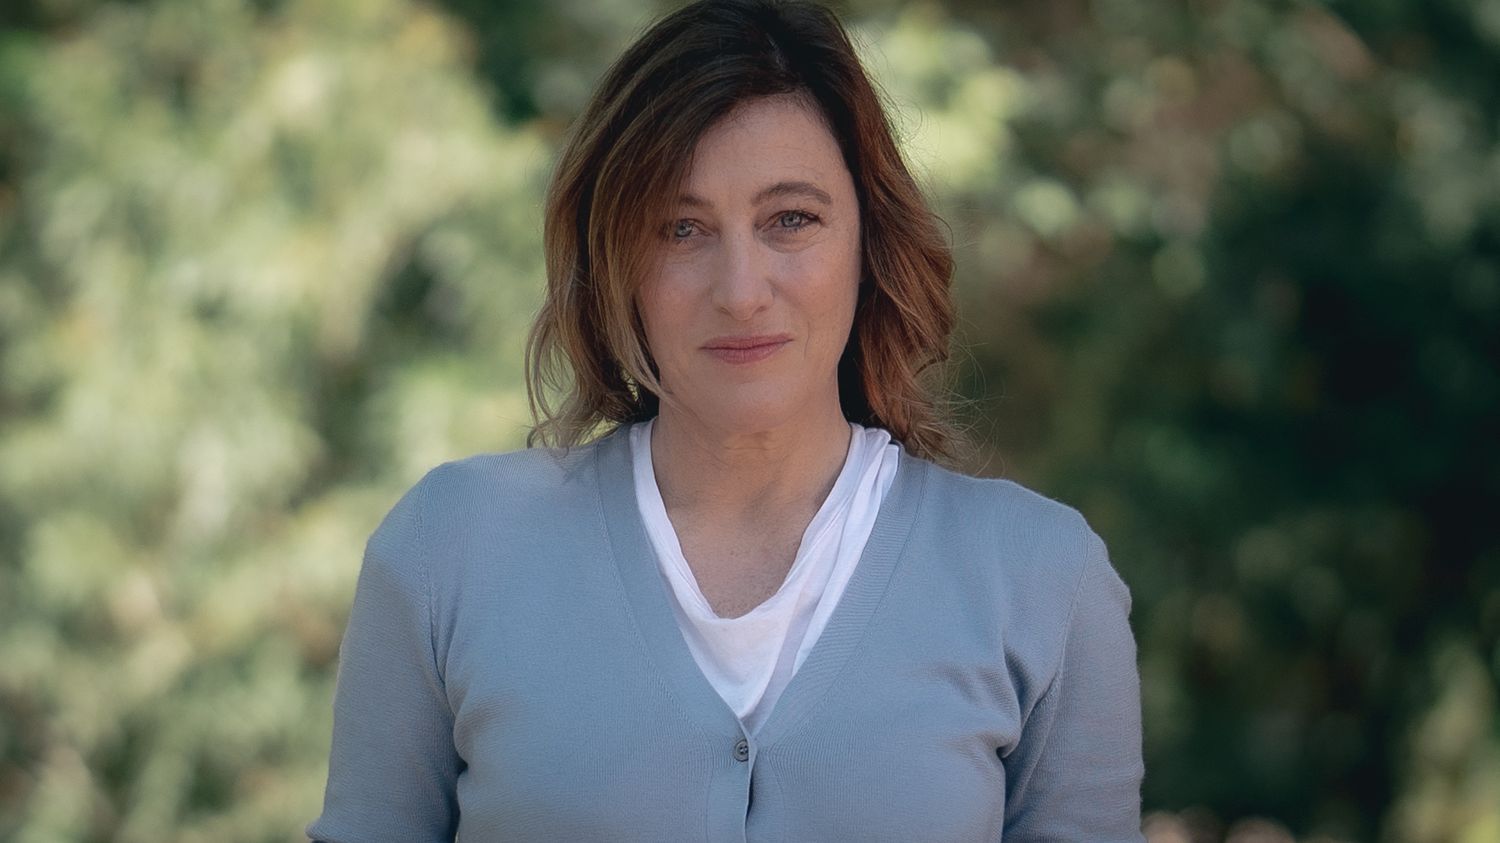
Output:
[{"xmin": 703, "ymin": 339, "xmax": 790, "ymax": 364}]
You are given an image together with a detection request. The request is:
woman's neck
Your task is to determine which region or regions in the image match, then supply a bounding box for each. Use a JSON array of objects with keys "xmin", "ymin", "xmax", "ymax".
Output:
[{"xmin": 648, "ymin": 399, "xmax": 852, "ymax": 522}]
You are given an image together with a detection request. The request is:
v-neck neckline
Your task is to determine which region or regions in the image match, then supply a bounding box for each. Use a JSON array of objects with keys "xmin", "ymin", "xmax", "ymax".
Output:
[
  {"xmin": 593, "ymin": 421, "xmax": 931, "ymax": 746},
  {"xmin": 629, "ymin": 416, "xmax": 870, "ymax": 622}
]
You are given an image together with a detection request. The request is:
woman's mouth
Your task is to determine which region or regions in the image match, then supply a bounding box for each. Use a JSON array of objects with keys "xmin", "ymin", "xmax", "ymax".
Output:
[{"xmin": 702, "ymin": 335, "xmax": 792, "ymax": 364}]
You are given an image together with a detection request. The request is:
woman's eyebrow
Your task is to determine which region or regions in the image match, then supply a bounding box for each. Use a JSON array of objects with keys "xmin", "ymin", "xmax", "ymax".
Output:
[{"xmin": 677, "ymin": 180, "xmax": 834, "ymax": 209}]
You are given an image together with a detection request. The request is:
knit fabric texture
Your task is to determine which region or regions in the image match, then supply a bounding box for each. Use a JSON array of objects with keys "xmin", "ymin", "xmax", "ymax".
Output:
[{"xmin": 306, "ymin": 422, "xmax": 1146, "ymax": 842}]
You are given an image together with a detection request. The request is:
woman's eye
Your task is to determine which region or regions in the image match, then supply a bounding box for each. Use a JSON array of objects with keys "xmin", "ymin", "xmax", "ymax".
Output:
[
  {"xmin": 660, "ymin": 219, "xmax": 704, "ymax": 246},
  {"xmin": 664, "ymin": 211, "xmax": 818, "ymax": 244},
  {"xmin": 775, "ymin": 210, "xmax": 819, "ymax": 231}
]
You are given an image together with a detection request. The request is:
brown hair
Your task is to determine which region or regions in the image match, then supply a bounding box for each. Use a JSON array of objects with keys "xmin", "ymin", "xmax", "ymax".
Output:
[{"xmin": 524, "ymin": 0, "xmax": 966, "ymax": 463}]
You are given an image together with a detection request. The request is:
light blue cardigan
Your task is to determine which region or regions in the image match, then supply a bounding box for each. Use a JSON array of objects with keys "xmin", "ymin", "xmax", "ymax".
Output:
[{"xmin": 306, "ymin": 423, "xmax": 1145, "ymax": 842}]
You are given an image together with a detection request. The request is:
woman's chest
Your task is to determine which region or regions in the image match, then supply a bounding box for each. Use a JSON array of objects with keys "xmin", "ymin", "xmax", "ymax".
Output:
[
  {"xmin": 434, "ymin": 560, "xmax": 1022, "ymax": 842},
  {"xmin": 674, "ymin": 519, "xmax": 805, "ymax": 618}
]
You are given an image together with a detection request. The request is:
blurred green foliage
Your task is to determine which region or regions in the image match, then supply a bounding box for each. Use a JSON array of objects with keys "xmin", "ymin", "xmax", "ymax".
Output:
[{"xmin": 0, "ymin": 0, "xmax": 1495, "ymax": 841}]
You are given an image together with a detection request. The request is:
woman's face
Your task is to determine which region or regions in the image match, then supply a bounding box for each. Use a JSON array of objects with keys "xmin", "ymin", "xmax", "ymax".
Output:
[{"xmin": 635, "ymin": 94, "xmax": 862, "ymax": 433}]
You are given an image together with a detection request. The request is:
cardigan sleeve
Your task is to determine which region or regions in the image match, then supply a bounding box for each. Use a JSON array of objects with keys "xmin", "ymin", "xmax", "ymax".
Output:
[
  {"xmin": 305, "ymin": 471, "xmax": 463, "ymax": 842},
  {"xmin": 1000, "ymin": 525, "xmax": 1146, "ymax": 842}
]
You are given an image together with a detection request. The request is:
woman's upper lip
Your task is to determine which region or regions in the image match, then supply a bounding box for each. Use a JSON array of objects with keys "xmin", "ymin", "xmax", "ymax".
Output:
[{"xmin": 702, "ymin": 334, "xmax": 793, "ymax": 350}]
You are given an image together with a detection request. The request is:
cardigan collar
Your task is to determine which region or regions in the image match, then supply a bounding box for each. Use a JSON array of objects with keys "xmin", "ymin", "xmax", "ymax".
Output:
[{"xmin": 591, "ymin": 420, "xmax": 932, "ymax": 747}]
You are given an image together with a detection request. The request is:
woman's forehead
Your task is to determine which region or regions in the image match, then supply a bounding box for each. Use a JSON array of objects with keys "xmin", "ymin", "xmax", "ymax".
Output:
[
  {"xmin": 696, "ymin": 94, "xmax": 834, "ymax": 151},
  {"xmin": 676, "ymin": 179, "xmax": 835, "ymax": 211},
  {"xmin": 676, "ymin": 98, "xmax": 849, "ymax": 205}
]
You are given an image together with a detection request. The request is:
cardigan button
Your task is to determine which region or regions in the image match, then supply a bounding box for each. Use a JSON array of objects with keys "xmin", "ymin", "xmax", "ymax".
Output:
[{"xmin": 733, "ymin": 738, "xmax": 750, "ymax": 762}]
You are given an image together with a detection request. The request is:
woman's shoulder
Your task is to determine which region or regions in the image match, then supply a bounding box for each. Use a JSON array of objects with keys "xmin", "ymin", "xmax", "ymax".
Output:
[
  {"xmin": 418, "ymin": 437, "xmax": 600, "ymax": 502},
  {"xmin": 907, "ymin": 457, "xmax": 1131, "ymax": 666},
  {"xmin": 370, "ymin": 435, "xmax": 607, "ymax": 546},
  {"xmin": 907, "ymin": 456, "xmax": 1115, "ymax": 605},
  {"xmin": 914, "ymin": 457, "xmax": 1099, "ymax": 550}
]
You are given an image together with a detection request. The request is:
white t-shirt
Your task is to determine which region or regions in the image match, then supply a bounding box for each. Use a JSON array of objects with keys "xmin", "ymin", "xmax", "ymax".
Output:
[{"xmin": 629, "ymin": 416, "xmax": 901, "ymax": 736}]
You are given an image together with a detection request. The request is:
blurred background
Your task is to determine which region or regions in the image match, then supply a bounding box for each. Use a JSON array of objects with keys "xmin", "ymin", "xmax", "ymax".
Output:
[{"xmin": 0, "ymin": 0, "xmax": 1496, "ymax": 840}]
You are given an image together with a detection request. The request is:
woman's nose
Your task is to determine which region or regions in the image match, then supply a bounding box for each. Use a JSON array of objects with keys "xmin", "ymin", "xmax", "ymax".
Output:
[{"xmin": 709, "ymin": 232, "xmax": 774, "ymax": 320}]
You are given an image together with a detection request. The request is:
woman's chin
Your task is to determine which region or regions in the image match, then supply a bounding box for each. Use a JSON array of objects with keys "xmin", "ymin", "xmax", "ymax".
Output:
[{"xmin": 684, "ymin": 394, "xmax": 804, "ymax": 433}]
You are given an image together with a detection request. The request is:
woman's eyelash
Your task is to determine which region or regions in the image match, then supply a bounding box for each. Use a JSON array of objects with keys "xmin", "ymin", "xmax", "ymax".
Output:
[
  {"xmin": 665, "ymin": 210, "xmax": 821, "ymax": 240},
  {"xmin": 776, "ymin": 209, "xmax": 820, "ymax": 229}
]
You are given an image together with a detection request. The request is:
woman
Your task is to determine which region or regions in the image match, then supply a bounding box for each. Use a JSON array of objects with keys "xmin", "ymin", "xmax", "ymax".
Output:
[{"xmin": 307, "ymin": 1, "xmax": 1144, "ymax": 840}]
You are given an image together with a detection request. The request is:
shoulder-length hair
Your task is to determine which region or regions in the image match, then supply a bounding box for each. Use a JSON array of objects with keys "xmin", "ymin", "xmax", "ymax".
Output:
[{"xmin": 524, "ymin": 0, "xmax": 965, "ymax": 463}]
